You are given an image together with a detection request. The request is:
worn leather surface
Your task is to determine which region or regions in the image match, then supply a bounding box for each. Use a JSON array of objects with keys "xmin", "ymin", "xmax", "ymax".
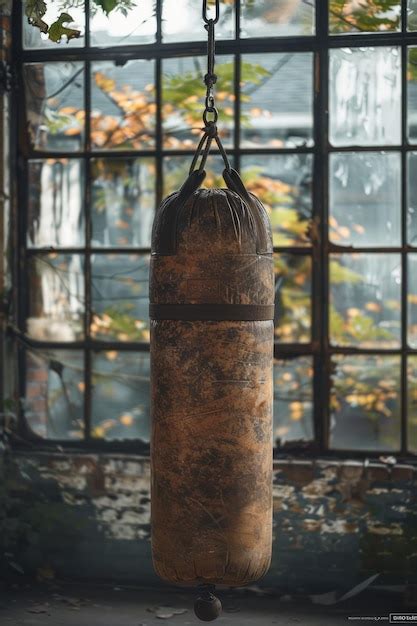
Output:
[{"xmin": 150, "ymin": 188, "xmax": 274, "ymax": 586}]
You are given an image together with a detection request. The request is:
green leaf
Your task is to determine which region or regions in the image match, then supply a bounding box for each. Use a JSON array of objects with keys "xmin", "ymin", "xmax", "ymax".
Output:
[
  {"xmin": 48, "ymin": 12, "xmax": 81, "ymax": 43},
  {"xmin": 93, "ymin": 0, "xmax": 118, "ymax": 15},
  {"xmin": 25, "ymin": 0, "xmax": 48, "ymax": 34}
]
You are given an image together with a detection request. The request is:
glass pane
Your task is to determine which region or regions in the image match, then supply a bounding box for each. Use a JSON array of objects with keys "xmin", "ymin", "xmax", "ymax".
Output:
[
  {"xmin": 274, "ymin": 357, "xmax": 314, "ymax": 446},
  {"xmin": 329, "ymin": 152, "xmax": 401, "ymax": 247},
  {"xmin": 162, "ymin": 0, "xmax": 234, "ymax": 42},
  {"xmin": 329, "ymin": 47, "xmax": 401, "ymax": 147},
  {"xmin": 408, "ymin": 48, "xmax": 417, "ymax": 143},
  {"xmin": 408, "ymin": 152, "xmax": 417, "ymax": 245},
  {"xmin": 330, "ymin": 355, "xmax": 401, "ymax": 451},
  {"xmin": 91, "ymin": 254, "xmax": 149, "ymax": 342},
  {"xmin": 241, "ymin": 154, "xmax": 313, "ymax": 247},
  {"xmin": 162, "ymin": 56, "xmax": 234, "ymax": 149},
  {"xmin": 24, "ymin": 349, "xmax": 84, "ymax": 440},
  {"xmin": 27, "ymin": 254, "xmax": 85, "ymax": 341},
  {"xmin": 330, "ymin": 253, "xmax": 401, "ymax": 348},
  {"xmin": 91, "ymin": 158, "xmax": 155, "ymax": 248},
  {"xmin": 408, "ymin": 357, "xmax": 417, "ymax": 453},
  {"xmin": 163, "ymin": 154, "xmax": 233, "ymax": 196},
  {"xmin": 274, "ymin": 254, "xmax": 311, "ymax": 343},
  {"xmin": 241, "ymin": 53, "xmax": 313, "ymax": 148},
  {"xmin": 23, "ymin": 0, "xmax": 85, "ymax": 49},
  {"xmin": 92, "ymin": 351, "xmax": 150, "ymax": 441},
  {"xmin": 24, "ymin": 62, "xmax": 85, "ymax": 152},
  {"xmin": 409, "ymin": 0, "xmax": 417, "ymax": 31},
  {"xmin": 329, "ymin": 0, "xmax": 400, "ymax": 34},
  {"xmin": 90, "ymin": 0, "xmax": 156, "ymax": 46},
  {"xmin": 91, "ymin": 60, "xmax": 155, "ymax": 150},
  {"xmin": 241, "ymin": 0, "xmax": 315, "ymax": 37},
  {"xmin": 408, "ymin": 254, "xmax": 417, "ymax": 348},
  {"xmin": 28, "ymin": 159, "xmax": 84, "ymax": 248}
]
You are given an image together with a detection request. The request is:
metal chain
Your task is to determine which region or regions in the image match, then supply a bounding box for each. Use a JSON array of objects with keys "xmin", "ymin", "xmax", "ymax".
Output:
[
  {"xmin": 189, "ymin": 0, "xmax": 231, "ymax": 175},
  {"xmin": 202, "ymin": 0, "xmax": 219, "ymax": 126}
]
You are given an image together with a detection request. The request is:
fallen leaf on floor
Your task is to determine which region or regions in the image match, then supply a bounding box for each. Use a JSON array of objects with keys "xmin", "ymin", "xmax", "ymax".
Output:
[
  {"xmin": 27, "ymin": 603, "xmax": 51, "ymax": 614},
  {"xmin": 148, "ymin": 606, "xmax": 188, "ymax": 619},
  {"xmin": 309, "ymin": 573, "xmax": 380, "ymax": 606},
  {"xmin": 155, "ymin": 610, "xmax": 175, "ymax": 619},
  {"xmin": 245, "ymin": 585, "xmax": 273, "ymax": 596},
  {"xmin": 8, "ymin": 561, "xmax": 24, "ymax": 574},
  {"xmin": 36, "ymin": 566, "xmax": 55, "ymax": 582},
  {"xmin": 52, "ymin": 593, "xmax": 90, "ymax": 609}
]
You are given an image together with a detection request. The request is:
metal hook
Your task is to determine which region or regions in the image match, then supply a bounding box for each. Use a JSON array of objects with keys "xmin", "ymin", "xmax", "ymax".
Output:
[{"xmin": 202, "ymin": 0, "xmax": 220, "ymax": 25}]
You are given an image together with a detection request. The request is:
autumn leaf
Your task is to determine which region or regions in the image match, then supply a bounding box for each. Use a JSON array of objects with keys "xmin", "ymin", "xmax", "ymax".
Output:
[
  {"xmin": 48, "ymin": 12, "xmax": 81, "ymax": 43},
  {"xmin": 25, "ymin": 0, "xmax": 48, "ymax": 33},
  {"xmin": 93, "ymin": 0, "xmax": 118, "ymax": 15}
]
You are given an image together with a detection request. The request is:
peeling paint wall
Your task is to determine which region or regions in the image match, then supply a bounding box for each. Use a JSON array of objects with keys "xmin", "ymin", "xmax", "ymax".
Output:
[{"xmin": 2, "ymin": 452, "xmax": 417, "ymax": 592}]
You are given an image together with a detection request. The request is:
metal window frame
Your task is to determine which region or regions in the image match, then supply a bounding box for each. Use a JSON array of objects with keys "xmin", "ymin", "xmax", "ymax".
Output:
[{"xmin": 8, "ymin": 0, "xmax": 417, "ymax": 460}]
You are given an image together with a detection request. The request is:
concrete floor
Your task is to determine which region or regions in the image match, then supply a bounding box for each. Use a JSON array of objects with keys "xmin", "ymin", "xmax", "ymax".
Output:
[{"xmin": 0, "ymin": 583, "xmax": 409, "ymax": 626}]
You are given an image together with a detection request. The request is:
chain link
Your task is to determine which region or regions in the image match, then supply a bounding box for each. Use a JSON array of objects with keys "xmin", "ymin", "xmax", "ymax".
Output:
[
  {"xmin": 203, "ymin": 13, "xmax": 218, "ymax": 128},
  {"xmin": 202, "ymin": 0, "xmax": 220, "ymax": 25},
  {"xmin": 189, "ymin": 0, "xmax": 231, "ymax": 174}
]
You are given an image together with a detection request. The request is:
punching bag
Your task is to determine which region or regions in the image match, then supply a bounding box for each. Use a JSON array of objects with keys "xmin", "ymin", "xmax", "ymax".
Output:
[
  {"xmin": 150, "ymin": 168, "xmax": 274, "ymax": 606},
  {"xmin": 149, "ymin": 1, "xmax": 274, "ymax": 620}
]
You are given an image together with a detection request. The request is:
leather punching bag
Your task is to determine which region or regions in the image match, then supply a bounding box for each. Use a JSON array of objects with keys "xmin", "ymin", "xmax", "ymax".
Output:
[{"xmin": 150, "ymin": 167, "xmax": 275, "ymax": 596}]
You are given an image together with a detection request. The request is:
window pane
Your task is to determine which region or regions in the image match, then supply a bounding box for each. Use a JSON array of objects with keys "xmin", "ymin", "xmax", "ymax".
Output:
[
  {"xmin": 329, "ymin": 152, "xmax": 401, "ymax": 247},
  {"xmin": 409, "ymin": 0, "xmax": 417, "ymax": 31},
  {"xmin": 241, "ymin": 53, "xmax": 314, "ymax": 148},
  {"xmin": 274, "ymin": 254, "xmax": 311, "ymax": 343},
  {"xmin": 162, "ymin": 0, "xmax": 234, "ymax": 42},
  {"xmin": 329, "ymin": 0, "xmax": 400, "ymax": 34},
  {"xmin": 162, "ymin": 56, "xmax": 234, "ymax": 149},
  {"xmin": 329, "ymin": 47, "xmax": 401, "ymax": 147},
  {"xmin": 408, "ymin": 153, "xmax": 417, "ymax": 245},
  {"xmin": 408, "ymin": 48, "xmax": 417, "ymax": 143},
  {"xmin": 91, "ymin": 254, "xmax": 150, "ymax": 342},
  {"xmin": 408, "ymin": 254, "xmax": 417, "ymax": 348},
  {"xmin": 163, "ymin": 154, "xmax": 233, "ymax": 196},
  {"xmin": 330, "ymin": 355, "xmax": 401, "ymax": 451},
  {"xmin": 91, "ymin": 60, "xmax": 155, "ymax": 150},
  {"xmin": 89, "ymin": 0, "xmax": 156, "ymax": 46},
  {"xmin": 24, "ymin": 62, "xmax": 85, "ymax": 152},
  {"xmin": 274, "ymin": 357, "xmax": 314, "ymax": 446},
  {"xmin": 24, "ymin": 349, "xmax": 84, "ymax": 440},
  {"xmin": 91, "ymin": 158, "xmax": 155, "ymax": 248},
  {"xmin": 408, "ymin": 357, "xmax": 417, "ymax": 453},
  {"xmin": 330, "ymin": 253, "xmax": 401, "ymax": 348},
  {"xmin": 92, "ymin": 351, "xmax": 150, "ymax": 441},
  {"xmin": 241, "ymin": 154, "xmax": 313, "ymax": 247},
  {"xmin": 241, "ymin": 0, "xmax": 315, "ymax": 37},
  {"xmin": 27, "ymin": 254, "xmax": 85, "ymax": 341},
  {"xmin": 28, "ymin": 159, "xmax": 84, "ymax": 248},
  {"xmin": 23, "ymin": 0, "xmax": 85, "ymax": 49}
]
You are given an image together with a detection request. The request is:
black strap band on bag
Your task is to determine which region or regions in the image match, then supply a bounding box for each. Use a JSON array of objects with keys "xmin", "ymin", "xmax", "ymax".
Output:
[{"xmin": 150, "ymin": 303, "xmax": 275, "ymax": 322}]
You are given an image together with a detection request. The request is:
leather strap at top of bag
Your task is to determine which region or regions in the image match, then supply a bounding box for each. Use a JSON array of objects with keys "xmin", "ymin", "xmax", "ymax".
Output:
[{"xmin": 151, "ymin": 167, "xmax": 271, "ymax": 256}]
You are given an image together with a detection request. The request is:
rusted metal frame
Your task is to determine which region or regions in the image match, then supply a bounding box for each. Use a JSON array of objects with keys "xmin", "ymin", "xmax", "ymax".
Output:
[
  {"xmin": 12, "ymin": 1, "xmax": 417, "ymax": 456},
  {"xmin": 83, "ymin": 0, "xmax": 92, "ymax": 442},
  {"xmin": 401, "ymin": 22, "xmax": 408, "ymax": 455},
  {"xmin": 311, "ymin": 0, "xmax": 329, "ymax": 454}
]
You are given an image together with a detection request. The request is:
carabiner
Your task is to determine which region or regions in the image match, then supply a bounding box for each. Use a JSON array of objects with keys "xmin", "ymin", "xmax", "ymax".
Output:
[{"xmin": 202, "ymin": 0, "xmax": 220, "ymax": 25}]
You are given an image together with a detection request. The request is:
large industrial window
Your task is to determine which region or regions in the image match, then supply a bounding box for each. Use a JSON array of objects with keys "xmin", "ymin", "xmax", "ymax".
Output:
[{"xmin": 9, "ymin": 0, "xmax": 417, "ymax": 456}]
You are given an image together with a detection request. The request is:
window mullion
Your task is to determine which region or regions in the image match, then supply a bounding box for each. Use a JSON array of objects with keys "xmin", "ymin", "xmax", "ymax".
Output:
[
  {"xmin": 313, "ymin": 0, "xmax": 330, "ymax": 453},
  {"xmin": 401, "ymin": 38, "xmax": 408, "ymax": 454}
]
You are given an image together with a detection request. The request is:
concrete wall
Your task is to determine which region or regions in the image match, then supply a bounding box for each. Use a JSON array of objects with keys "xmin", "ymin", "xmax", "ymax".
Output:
[{"xmin": 2, "ymin": 451, "xmax": 416, "ymax": 592}]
